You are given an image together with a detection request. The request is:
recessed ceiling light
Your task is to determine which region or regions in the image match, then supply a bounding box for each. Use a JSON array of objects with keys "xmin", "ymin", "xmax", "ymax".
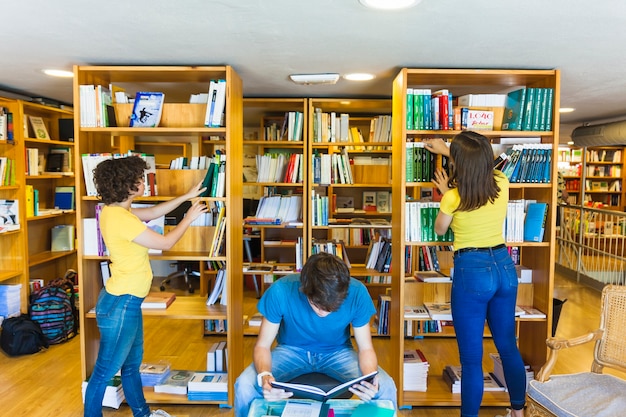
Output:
[
  {"xmin": 359, "ymin": 0, "xmax": 421, "ymax": 10},
  {"xmin": 559, "ymin": 107, "xmax": 575, "ymax": 113},
  {"xmin": 289, "ymin": 73, "xmax": 340, "ymax": 85},
  {"xmin": 343, "ymin": 73, "xmax": 375, "ymax": 81},
  {"xmin": 567, "ymin": 141, "xmax": 575, "ymax": 145},
  {"xmin": 42, "ymin": 69, "xmax": 74, "ymax": 78}
]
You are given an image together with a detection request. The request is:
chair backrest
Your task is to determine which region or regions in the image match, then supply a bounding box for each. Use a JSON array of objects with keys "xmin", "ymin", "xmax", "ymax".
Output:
[{"xmin": 593, "ymin": 284, "xmax": 626, "ymax": 373}]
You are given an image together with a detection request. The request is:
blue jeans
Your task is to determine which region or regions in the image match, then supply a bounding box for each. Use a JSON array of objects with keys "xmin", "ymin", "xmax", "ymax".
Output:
[
  {"xmin": 452, "ymin": 246, "xmax": 526, "ymax": 417},
  {"xmin": 84, "ymin": 289, "xmax": 150, "ymax": 417},
  {"xmin": 234, "ymin": 345, "xmax": 397, "ymax": 417}
]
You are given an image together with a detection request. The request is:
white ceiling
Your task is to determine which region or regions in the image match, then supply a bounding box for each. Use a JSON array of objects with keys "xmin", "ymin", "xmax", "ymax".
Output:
[{"xmin": 2, "ymin": 0, "xmax": 626, "ymax": 138}]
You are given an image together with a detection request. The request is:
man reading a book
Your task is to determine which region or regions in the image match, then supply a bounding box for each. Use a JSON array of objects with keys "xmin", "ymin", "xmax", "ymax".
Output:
[{"xmin": 234, "ymin": 252, "xmax": 397, "ymax": 417}]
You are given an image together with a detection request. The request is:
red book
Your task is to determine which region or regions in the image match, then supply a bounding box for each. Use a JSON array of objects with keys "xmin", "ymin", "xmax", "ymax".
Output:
[{"xmin": 141, "ymin": 292, "xmax": 176, "ymax": 309}]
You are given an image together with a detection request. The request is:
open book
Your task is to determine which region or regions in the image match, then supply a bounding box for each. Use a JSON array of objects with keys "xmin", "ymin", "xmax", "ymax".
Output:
[{"xmin": 270, "ymin": 371, "xmax": 378, "ymax": 402}]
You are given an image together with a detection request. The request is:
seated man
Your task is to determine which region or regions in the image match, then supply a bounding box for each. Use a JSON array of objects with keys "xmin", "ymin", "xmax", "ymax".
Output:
[{"xmin": 234, "ymin": 252, "xmax": 397, "ymax": 417}]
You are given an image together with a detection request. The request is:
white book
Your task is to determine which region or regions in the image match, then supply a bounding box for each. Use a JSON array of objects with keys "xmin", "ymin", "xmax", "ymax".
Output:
[
  {"xmin": 215, "ymin": 341, "xmax": 227, "ymax": 372},
  {"xmin": 187, "ymin": 372, "xmax": 228, "ymax": 392}
]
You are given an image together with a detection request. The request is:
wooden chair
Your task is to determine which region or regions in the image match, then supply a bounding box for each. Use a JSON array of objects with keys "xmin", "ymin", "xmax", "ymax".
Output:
[{"xmin": 526, "ymin": 284, "xmax": 626, "ymax": 417}]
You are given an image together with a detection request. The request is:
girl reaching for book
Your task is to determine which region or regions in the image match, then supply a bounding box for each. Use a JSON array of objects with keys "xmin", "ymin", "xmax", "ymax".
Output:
[
  {"xmin": 424, "ymin": 132, "xmax": 526, "ymax": 417},
  {"xmin": 83, "ymin": 156, "xmax": 207, "ymax": 417}
]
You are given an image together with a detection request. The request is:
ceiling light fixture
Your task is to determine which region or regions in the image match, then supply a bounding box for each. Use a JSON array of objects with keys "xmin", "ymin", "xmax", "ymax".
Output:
[
  {"xmin": 559, "ymin": 107, "xmax": 575, "ymax": 113},
  {"xmin": 359, "ymin": 0, "xmax": 421, "ymax": 10},
  {"xmin": 343, "ymin": 73, "xmax": 375, "ymax": 81},
  {"xmin": 289, "ymin": 73, "xmax": 340, "ymax": 85},
  {"xmin": 42, "ymin": 69, "xmax": 74, "ymax": 78}
]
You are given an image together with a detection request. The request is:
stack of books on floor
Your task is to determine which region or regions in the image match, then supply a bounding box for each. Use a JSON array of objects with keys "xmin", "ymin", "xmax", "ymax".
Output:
[
  {"xmin": 140, "ymin": 361, "xmax": 171, "ymax": 387},
  {"xmin": 403, "ymin": 349, "xmax": 429, "ymax": 391},
  {"xmin": 81, "ymin": 375, "xmax": 124, "ymax": 409},
  {"xmin": 187, "ymin": 372, "xmax": 228, "ymax": 401},
  {"xmin": 442, "ymin": 365, "xmax": 506, "ymax": 394},
  {"xmin": 489, "ymin": 353, "xmax": 535, "ymax": 390},
  {"xmin": 0, "ymin": 284, "xmax": 21, "ymax": 323}
]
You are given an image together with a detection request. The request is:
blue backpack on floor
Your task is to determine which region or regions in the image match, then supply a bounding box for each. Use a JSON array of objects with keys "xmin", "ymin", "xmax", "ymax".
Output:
[{"xmin": 29, "ymin": 275, "xmax": 77, "ymax": 344}]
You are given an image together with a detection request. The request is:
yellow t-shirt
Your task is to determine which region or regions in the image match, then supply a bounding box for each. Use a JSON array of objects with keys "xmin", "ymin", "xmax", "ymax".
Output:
[
  {"xmin": 100, "ymin": 206, "xmax": 152, "ymax": 297},
  {"xmin": 439, "ymin": 170, "xmax": 509, "ymax": 250}
]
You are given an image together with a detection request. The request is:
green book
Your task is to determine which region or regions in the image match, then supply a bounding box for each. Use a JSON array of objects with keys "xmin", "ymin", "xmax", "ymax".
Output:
[
  {"xmin": 521, "ymin": 87, "xmax": 536, "ymax": 131},
  {"xmin": 501, "ymin": 88, "xmax": 527, "ymax": 131},
  {"xmin": 406, "ymin": 88, "xmax": 414, "ymax": 130},
  {"xmin": 531, "ymin": 88, "xmax": 545, "ymax": 131}
]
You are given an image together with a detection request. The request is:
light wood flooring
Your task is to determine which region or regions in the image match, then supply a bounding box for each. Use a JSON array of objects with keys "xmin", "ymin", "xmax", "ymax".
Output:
[{"xmin": 1, "ymin": 272, "xmax": 622, "ymax": 417}]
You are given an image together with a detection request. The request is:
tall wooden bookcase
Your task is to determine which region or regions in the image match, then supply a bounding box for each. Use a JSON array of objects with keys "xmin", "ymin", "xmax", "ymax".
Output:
[
  {"xmin": 0, "ymin": 97, "xmax": 76, "ymax": 315},
  {"xmin": 390, "ymin": 68, "xmax": 560, "ymax": 408},
  {"xmin": 241, "ymin": 98, "xmax": 308, "ymax": 297},
  {"xmin": 73, "ymin": 66, "xmax": 243, "ymax": 406},
  {"xmin": 306, "ymin": 98, "xmax": 393, "ymax": 303}
]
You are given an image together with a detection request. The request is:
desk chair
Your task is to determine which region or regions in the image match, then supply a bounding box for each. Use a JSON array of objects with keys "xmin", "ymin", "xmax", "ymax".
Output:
[
  {"xmin": 160, "ymin": 261, "xmax": 200, "ymax": 293},
  {"xmin": 526, "ymin": 284, "xmax": 626, "ymax": 417},
  {"xmin": 288, "ymin": 373, "xmax": 353, "ymax": 399}
]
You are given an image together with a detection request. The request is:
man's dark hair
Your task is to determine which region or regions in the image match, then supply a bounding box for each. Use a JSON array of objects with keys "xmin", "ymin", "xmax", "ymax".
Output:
[
  {"xmin": 300, "ymin": 252, "xmax": 350, "ymax": 312},
  {"xmin": 93, "ymin": 156, "xmax": 148, "ymax": 204}
]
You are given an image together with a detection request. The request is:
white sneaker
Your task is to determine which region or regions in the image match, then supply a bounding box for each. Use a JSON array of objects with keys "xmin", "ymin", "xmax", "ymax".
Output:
[
  {"xmin": 494, "ymin": 409, "xmax": 512, "ymax": 417},
  {"xmin": 150, "ymin": 410, "xmax": 173, "ymax": 417}
]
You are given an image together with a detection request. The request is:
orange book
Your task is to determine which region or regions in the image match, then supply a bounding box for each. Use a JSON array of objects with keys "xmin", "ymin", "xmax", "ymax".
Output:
[{"xmin": 141, "ymin": 292, "xmax": 176, "ymax": 309}]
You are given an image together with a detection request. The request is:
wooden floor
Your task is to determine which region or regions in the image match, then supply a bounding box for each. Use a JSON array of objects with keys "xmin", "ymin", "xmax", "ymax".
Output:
[{"xmin": 1, "ymin": 272, "xmax": 622, "ymax": 417}]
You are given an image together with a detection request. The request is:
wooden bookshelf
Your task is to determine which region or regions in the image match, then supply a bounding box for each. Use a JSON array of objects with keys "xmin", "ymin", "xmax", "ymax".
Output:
[
  {"xmin": 390, "ymin": 68, "xmax": 560, "ymax": 408},
  {"xmin": 74, "ymin": 65, "xmax": 242, "ymax": 406}
]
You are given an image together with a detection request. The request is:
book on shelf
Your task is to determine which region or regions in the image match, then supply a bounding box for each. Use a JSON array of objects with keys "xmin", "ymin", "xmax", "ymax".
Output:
[
  {"xmin": 414, "ymin": 270, "xmax": 451, "ymax": 283},
  {"xmin": 501, "ymin": 88, "xmax": 527, "ymax": 131},
  {"xmin": 424, "ymin": 302, "xmax": 452, "ymax": 321},
  {"xmin": 139, "ymin": 361, "xmax": 171, "ymax": 387},
  {"xmin": 335, "ymin": 195, "xmax": 355, "ymax": 213},
  {"xmin": 404, "ymin": 305, "xmax": 431, "ymax": 320},
  {"xmin": 243, "ymin": 264, "xmax": 273, "ymax": 273},
  {"xmin": 129, "ymin": 92, "xmax": 165, "ymax": 127},
  {"xmin": 270, "ymin": 371, "xmax": 378, "ymax": 402},
  {"xmin": 187, "ymin": 372, "xmax": 228, "ymax": 392},
  {"xmin": 516, "ymin": 305, "xmax": 546, "ymax": 319},
  {"xmin": 376, "ymin": 191, "xmax": 390, "ymax": 213},
  {"xmin": 54, "ymin": 186, "xmax": 75, "ymax": 210},
  {"xmin": 154, "ymin": 369, "xmax": 194, "ymax": 395},
  {"xmin": 0, "ymin": 200, "xmax": 20, "ymax": 231},
  {"xmin": 27, "ymin": 115, "xmax": 50, "ymax": 139},
  {"xmin": 404, "ymin": 349, "xmax": 429, "ymax": 392},
  {"xmin": 51, "ymin": 224, "xmax": 74, "ymax": 251},
  {"xmin": 248, "ymin": 312, "xmax": 263, "ymax": 327},
  {"xmin": 523, "ymin": 202, "xmax": 548, "ymax": 242},
  {"xmin": 82, "ymin": 375, "xmax": 124, "ymax": 409},
  {"xmin": 141, "ymin": 292, "xmax": 176, "ymax": 309},
  {"xmin": 442, "ymin": 365, "xmax": 505, "ymax": 393},
  {"xmin": 45, "ymin": 152, "xmax": 65, "ymax": 173},
  {"xmin": 204, "ymin": 79, "xmax": 227, "ymax": 128},
  {"xmin": 362, "ymin": 191, "xmax": 377, "ymax": 211}
]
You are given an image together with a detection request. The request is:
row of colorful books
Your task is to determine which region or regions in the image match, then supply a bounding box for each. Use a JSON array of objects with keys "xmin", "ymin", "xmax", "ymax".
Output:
[
  {"xmin": 246, "ymin": 194, "xmax": 303, "ymax": 225},
  {"xmin": 0, "ymin": 157, "xmax": 16, "ymax": 186},
  {"xmin": 406, "ymin": 88, "xmax": 454, "ymax": 131},
  {"xmin": 329, "ymin": 225, "xmax": 390, "ymax": 246},
  {"xmin": 500, "ymin": 144, "xmax": 553, "ymax": 183},
  {"xmin": 501, "ymin": 87, "xmax": 554, "ymax": 131},
  {"xmin": 0, "ymin": 107, "xmax": 15, "ymax": 142},
  {"xmin": 311, "ymin": 239, "xmax": 351, "ymax": 268},
  {"xmin": 312, "ymin": 110, "xmax": 392, "ymax": 147},
  {"xmin": 404, "ymin": 245, "xmax": 453, "ymax": 275},
  {"xmin": 405, "ymin": 141, "xmax": 449, "ymax": 183},
  {"xmin": 365, "ymin": 236, "xmax": 392, "ymax": 272},
  {"xmin": 264, "ymin": 111, "xmax": 303, "ymax": 142},
  {"xmin": 312, "ymin": 149, "xmax": 354, "ymax": 185},
  {"xmin": 404, "ymin": 201, "xmax": 454, "ymax": 243},
  {"xmin": 255, "ymin": 152, "xmax": 303, "ymax": 183}
]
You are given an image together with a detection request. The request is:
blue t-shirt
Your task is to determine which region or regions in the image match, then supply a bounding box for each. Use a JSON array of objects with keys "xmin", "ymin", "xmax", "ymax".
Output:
[{"xmin": 258, "ymin": 274, "xmax": 375, "ymax": 353}]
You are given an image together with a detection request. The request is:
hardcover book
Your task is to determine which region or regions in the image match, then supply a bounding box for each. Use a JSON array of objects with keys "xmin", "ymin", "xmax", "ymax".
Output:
[
  {"xmin": 154, "ymin": 370, "xmax": 194, "ymax": 395},
  {"xmin": 523, "ymin": 202, "xmax": 548, "ymax": 242},
  {"xmin": 501, "ymin": 88, "xmax": 527, "ymax": 131},
  {"xmin": 424, "ymin": 302, "xmax": 452, "ymax": 320},
  {"xmin": 270, "ymin": 371, "xmax": 378, "ymax": 402},
  {"xmin": 129, "ymin": 92, "xmax": 165, "ymax": 127},
  {"xmin": 141, "ymin": 292, "xmax": 176, "ymax": 309},
  {"xmin": 28, "ymin": 116, "xmax": 50, "ymax": 139}
]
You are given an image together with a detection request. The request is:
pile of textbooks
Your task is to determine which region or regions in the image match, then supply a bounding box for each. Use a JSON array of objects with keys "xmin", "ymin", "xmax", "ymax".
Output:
[
  {"xmin": 81, "ymin": 375, "xmax": 124, "ymax": 409},
  {"xmin": 139, "ymin": 361, "xmax": 171, "ymax": 387},
  {"xmin": 0, "ymin": 284, "xmax": 21, "ymax": 320},
  {"xmin": 404, "ymin": 349, "xmax": 429, "ymax": 391}
]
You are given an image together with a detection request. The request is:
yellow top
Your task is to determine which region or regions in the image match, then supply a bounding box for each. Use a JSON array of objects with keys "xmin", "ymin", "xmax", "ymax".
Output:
[
  {"xmin": 440, "ymin": 170, "xmax": 509, "ymax": 250},
  {"xmin": 100, "ymin": 206, "xmax": 152, "ymax": 297}
]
